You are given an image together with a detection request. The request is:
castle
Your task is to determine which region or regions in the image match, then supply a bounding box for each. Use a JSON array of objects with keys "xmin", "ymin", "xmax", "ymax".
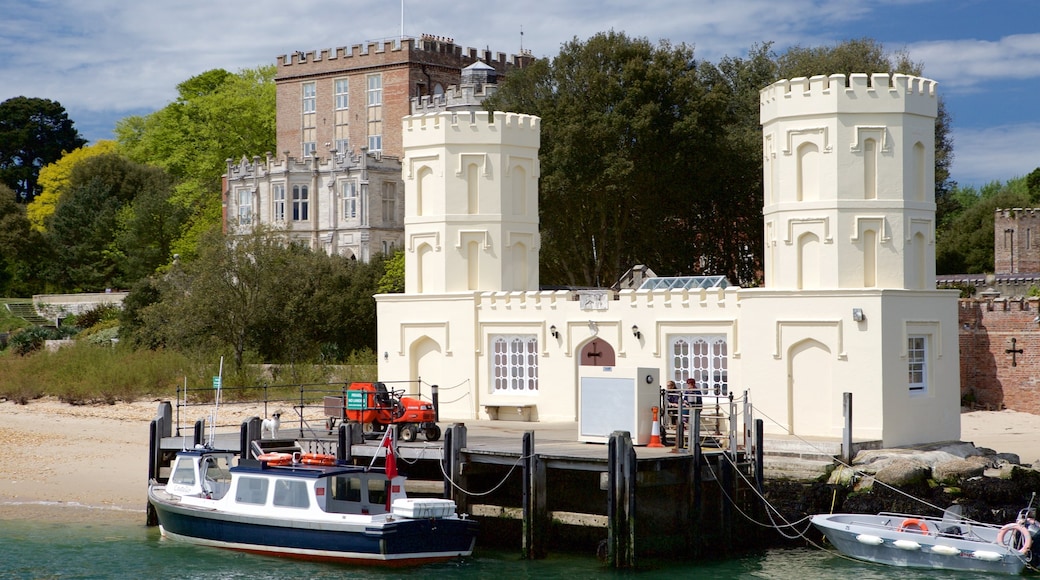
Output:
[
  {"xmin": 376, "ymin": 73, "xmax": 961, "ymax": 447},
  {"xmin": 223, "ymin": 35, "xmax": 529, "ymax": 260}
]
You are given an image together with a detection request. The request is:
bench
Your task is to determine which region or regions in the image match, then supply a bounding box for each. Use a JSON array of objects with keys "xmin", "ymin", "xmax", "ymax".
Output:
[{"xmin": 483, "ymin": 404, "xmax": 536, "ymax": 421}]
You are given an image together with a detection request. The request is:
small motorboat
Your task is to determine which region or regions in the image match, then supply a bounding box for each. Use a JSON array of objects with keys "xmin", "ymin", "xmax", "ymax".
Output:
[
  {"xmin": 148, "ymin": 440, "xmax": 478, "ymax": 566},
  {"xmin": 812, "ymin": 505, "xmax": 1040, "ymax": 575}
]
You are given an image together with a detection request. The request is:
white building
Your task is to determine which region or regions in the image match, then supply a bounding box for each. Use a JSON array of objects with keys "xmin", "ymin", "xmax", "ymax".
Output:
[{"xmin": 376, "ymin": 73, "xmax": 960, "ymax": 447}]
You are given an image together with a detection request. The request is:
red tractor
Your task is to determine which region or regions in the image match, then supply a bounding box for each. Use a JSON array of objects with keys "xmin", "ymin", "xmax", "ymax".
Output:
[{"xmin": 324, "ymin": 382, "xmax": 441, "ymax": 442}]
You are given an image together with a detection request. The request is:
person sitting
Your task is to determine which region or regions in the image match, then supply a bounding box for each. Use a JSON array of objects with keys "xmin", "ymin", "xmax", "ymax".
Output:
[{"xmin": 685, "ymin": 378, "xmax": 703, "ymax": 408}]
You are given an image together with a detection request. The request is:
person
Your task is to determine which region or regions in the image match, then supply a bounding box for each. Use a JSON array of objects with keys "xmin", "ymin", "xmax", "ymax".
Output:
[
  {"xmin": 665, "ymin": 380, "xmax": 678, "ymax": 404},
  {"xmin": 685, "ymin": 378, "xmax": 703, "ymax": 408}
]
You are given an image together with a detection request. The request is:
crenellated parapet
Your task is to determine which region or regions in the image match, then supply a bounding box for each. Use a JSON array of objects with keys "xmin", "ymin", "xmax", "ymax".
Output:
[
  {"xmin": 410, "ymin": 83, "xmax": 500, "ymax": 113},
  {"xmin": 617, "ymin": 286, "xmax": 740, "ymax": 309},
  {"xmin": 761, "ymin": 73, "xmax": 938, "ymax": 123},
  {"xmin": 276, "ymin": 35, "xmax": 530, "ymax": 72},
  {"xmin": 404, "ymin": 111, "xmax": 540, "ymax": 139}
]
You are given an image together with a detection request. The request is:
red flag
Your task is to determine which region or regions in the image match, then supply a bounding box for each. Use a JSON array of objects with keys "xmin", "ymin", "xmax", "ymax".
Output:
[{"xmin": 383, "ymin": 431, "xmax": 398, "ymax": 479}]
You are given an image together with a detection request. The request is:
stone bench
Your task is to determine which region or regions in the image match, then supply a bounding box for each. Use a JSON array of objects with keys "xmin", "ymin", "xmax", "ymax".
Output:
[{"xmin": 483, "ymin": 404, "xmax": 536, "ymax": 421}]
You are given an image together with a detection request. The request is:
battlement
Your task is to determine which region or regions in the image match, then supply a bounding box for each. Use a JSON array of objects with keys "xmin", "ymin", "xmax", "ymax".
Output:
[
  {"xmin": 410, "ymin": 82, "xmax": 500, "ymax": 113},
  {"xmin": 761, "ymin": 73, "xmax": 938, "ymax": 123},
  {"xmin": 996, "ymin": 207, "xmax": 1040, "ymax": 219},
  {"xmin": 403, "ymin": 110, "xmax": 540, "ymax": 135},
  {"xmin": 276, "ymin": 35, "xmax": 530, "ymax": 70},
  {"xmin": 225, "ymin": 148, "xmax": 400, "ymax": 182}
]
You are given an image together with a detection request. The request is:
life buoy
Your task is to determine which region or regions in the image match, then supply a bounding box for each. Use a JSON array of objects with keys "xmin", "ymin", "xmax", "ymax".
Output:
[
  {"xmin": 256, "ymin": 452, "xmax": 292, "ymax": 465},
  {"xmin": 998, "ymin": 523, "xmax": 1032, "ymax": 555},
  {"xmin": 300, "ymin": 453, "xmax": 337, "ymax": 466},
  {"xmin": 898, "ymin": 518, "xmax": 929, "ymax": 535}
]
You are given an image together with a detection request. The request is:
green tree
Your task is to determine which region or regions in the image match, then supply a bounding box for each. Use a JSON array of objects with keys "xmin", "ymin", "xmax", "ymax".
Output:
[
  {"xmin": 377, "ymin": 250, "xmax": 405, "ymax": 293},
  {"xmin": 29, "ymin": 140, "xmax": 119, "ymax": 232},
  {"xmin": 0, "ymin": 183, "xmax": 48, "ymax": 295},
  {"xmin": 0, "ymin": 97, "xmax": 87, "ymax": 202},
  {"xmin": 490, "ymin": 32, "xmax": 755, "ymax": 286},
  {"xmin": 116, "ymin": 66, "xmax": 276, "ymax": 260},
  {"xmin": 936, "ymin": 180, "xmax": 1028, "ymax": 274},
  {"xmin": 45, "ymin": 153, "xmax": 179, "ymax": 291},
  {"xmin": 1027, "ymin": 167, "xmax": 1040, "ymax": 204}
]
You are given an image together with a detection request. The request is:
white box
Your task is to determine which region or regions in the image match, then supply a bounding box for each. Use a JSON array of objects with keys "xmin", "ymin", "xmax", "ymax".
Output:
[
  {"xmin": 391, "ymin": 498, "xmax": 457, "ymax": 519},
  {"xmin": 578, "ymin": 367, "xmax": 660, "ymax": 445}
]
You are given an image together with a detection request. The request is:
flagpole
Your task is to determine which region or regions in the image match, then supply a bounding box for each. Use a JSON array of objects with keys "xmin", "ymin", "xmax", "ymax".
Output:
[{"xmin": 400, "ymin": 0, "xmax": 404, "ymax": 39}]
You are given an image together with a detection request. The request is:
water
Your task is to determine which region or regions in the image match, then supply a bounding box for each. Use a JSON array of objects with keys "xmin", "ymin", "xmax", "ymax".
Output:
[{"xmin": 0, "ymin": 508, "xmax": 997, "ymax": 580}]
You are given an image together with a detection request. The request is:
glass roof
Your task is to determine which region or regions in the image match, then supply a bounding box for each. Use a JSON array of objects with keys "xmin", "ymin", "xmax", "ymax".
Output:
[{"xmin": 638, "ymin": 276, "xmax": 730, "ymax": 291}]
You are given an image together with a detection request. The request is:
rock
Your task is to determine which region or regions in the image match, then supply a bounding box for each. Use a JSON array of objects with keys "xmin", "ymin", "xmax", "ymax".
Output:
[
  {"xmin": 874, "ymin": 458, "xmax": 931, "ymax": 487},
  {"xmin": 995, "ymin": 452, "xmax": 1022, "ymax": 465},
  {"xmin": 827, "ymin": 465, "xmax": 857, "ymax": 486},
  {"xmin": 933, "ymin": 458, "xmax": 985, "ymax": 484}
]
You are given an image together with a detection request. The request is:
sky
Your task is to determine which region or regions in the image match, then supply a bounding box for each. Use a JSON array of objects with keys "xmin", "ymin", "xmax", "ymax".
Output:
[{"xmin": 1, "ymin": 0, "xmax": 1038, "ymax": 189}]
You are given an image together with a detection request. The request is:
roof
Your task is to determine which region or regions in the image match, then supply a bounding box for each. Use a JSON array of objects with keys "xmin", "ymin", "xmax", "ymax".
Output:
[{"xmin": 638, "ymin": 276, "xmax": 730, "ymax": 291}]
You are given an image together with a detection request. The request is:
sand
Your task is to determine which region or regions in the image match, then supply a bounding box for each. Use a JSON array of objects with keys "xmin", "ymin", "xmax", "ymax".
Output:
[{"xmin": 1, "ymin": 398, "xmax": 1038, "ymax": 524}]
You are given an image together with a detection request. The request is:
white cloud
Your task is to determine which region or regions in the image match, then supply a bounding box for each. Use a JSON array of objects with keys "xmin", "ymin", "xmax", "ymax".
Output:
[
  {"xmin": 951, "ymin": 123, "xmax": 1040, "ymax": 185},
  {"xmin": 908, "ymin": 34, "xmax": 1040, "ymax": 91}
]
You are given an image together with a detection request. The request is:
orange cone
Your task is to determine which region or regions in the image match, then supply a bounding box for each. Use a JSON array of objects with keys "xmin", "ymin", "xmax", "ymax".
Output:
[{"xmin": 648, "ymin": 406, "xmax": 664, "ymax": 447}]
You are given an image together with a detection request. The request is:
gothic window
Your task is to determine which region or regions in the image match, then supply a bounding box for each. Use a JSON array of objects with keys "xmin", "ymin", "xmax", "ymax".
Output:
[{"xmin": 491, "ymin": 335, "xmax": 539, "ymax": 393}]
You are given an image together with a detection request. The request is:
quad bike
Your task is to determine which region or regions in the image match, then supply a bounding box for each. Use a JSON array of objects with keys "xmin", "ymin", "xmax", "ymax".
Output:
[{"xmin": 324, "ymin": 382, "xmax": 441, "ymax": 442}]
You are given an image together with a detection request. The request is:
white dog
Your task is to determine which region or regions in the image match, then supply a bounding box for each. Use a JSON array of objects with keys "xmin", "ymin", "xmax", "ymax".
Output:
[{"xmin": 261, "ymin": 412, "xmax": 281, "ymax": 439}]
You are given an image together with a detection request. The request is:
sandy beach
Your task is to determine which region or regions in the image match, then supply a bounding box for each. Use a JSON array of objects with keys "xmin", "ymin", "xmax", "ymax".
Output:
[{"xmin": 1, "ymin": 398, "xmax": 1038, "ymax": 524}]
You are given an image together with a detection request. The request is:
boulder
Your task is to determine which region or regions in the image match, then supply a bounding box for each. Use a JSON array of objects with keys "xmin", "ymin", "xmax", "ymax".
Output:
[
  {"xmin": 874, "ymin": 458, "xmax": 931, "ymax": 487},
  {"xmin": 932, "ymin": 458, "xmax": 986, "ymax": 484}
]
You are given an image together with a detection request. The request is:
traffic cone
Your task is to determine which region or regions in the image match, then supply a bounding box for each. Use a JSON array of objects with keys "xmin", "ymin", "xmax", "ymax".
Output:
[{"xmin": 648, "ymin": 406, "xmax": 664, "ymax": 447}]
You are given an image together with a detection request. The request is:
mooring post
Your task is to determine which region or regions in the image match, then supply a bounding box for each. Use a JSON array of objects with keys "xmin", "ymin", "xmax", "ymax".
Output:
[
  {"xmin": 692, "ymin": 407, "xmax": 702, "ymax": 512},
  {"xmin": 521, "ymin": 431, "xmax": 548, "ymax": 559},
  {"xmin": 337, "ymin": 424, "xmax": 348, "ymax": 462},
  {"xmin": 719, "ymin": 454, "xmax": 733, "ymax": 541},
  {"xmin": 607, "ymin": 431, "xmax": 636, "ymax": 568},
  {"xmin": 447, "ymin": 424, "xmax": 468, "ymax": 514},
  {"xmin": 842, "ymin": 392, "xmax": 853, "ymax": 464},
  {"xmin": 755, "ymin": 418, "xmax": 764, "ymax": 493},
  {"xmin": 431, "ymin": 384, "xmax": 439, "ymax": 423}
]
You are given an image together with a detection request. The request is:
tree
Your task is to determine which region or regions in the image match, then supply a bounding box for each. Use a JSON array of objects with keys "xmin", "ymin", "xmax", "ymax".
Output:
[
  {"xmin": 116, "ymin": 66, "xmax": 276, "ymax": 260},
  {"xmin": 1027, "ymin": 167, "xmax": 1040, "ymax": 204},
  {"xmin": 44, "ymin": 153, "xmax": 180, "ymax": 291},
  {"xmin": 0, "ymin": 183, "xmax": 48, "ymax": 295},
  {"xmin": 936, "ymin": 179, "xmax": 1029, "ymax": 274},
  {"xmin": 490, "ymin": 32, "xmax": 754, "ymax": 286},
  {"xmin": 29, "ymin": 140, "xmax": 119, "ymax": 231},
  {"xmin": 0, "ymin": 97, "xmax": 86, "ymax": 202}
]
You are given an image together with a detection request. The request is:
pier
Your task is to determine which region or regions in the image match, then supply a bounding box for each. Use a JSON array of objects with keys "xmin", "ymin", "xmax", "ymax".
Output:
[{"xmin": 145, "ymin": 386, "xmax": 802, "ymax": 567}]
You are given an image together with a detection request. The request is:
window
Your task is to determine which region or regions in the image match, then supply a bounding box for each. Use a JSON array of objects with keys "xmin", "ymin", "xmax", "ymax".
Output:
[
  {"xmin": 367, "ymin": 74, "xmax": 382, "ymax": 106},
  {"xmin": 368, "ymin": 134, "xmax": 382, "ymax": 152},
  {"xmin": 302, "ymin": 141, "xmax": 316, "ymax": 158},
  {"xmin": 491, "ymin": 335, "xmax": 538, "ymax": 393},
  {"xmin": 335, "ymin": 78, "xmax": 349, "ymax": 110},
  {"xmin": 335, "ymin": 138, "xmax": 349, "ymax": 154},
  {"xmin": 908, "ymin": 335, "xmax": 928, "ymax": 394},
  {"xmin": 237, "ymin": 188, "xmax": 251, "ymax": 225},
  {"xmin": 670, "ymin": 335, "xmax": 728, "ymax": 397},
  {"xmin": 292, "ymin": 185, "xmax": 309, "ymax": 221},
  {"xmin": 272, "ymin": 479, "xmax": 310, "ymax": 509},
  {"xmin": 235, "ymin": 477, "xmax": 269, "ymax": 505},
  {"xmin": 382, "ymin": 182, "xmax": 396, "ymax": 224},
  {"xmin": 272, "ymin": 184, "xmax": 286, "ymax": 222},
  {"xmin": 170, "ymin": 460, "xmax": 195, "ymax": 486},
  {"xmin": 342, "ymin": 180, "xmax": 357, "ymax": 219},
  {"xmin": 302, "ymin": 82, "xmax": 316, "ymax": 113}
]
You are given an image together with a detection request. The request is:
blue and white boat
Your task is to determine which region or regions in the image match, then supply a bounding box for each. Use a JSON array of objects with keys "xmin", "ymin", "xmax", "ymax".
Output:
[
  {"xmin": 812, "ymin": 506, "xmax": 1040, "ymax": 575},
  {"xmin": 147, "ymin": 446, "xmax": 477, "ymax": 566}
]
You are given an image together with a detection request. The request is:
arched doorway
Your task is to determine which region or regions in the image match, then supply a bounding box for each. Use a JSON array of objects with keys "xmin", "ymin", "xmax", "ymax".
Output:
[{"xmin": 787, "ymin": 338, "xmax": 832, "ymax": 436}]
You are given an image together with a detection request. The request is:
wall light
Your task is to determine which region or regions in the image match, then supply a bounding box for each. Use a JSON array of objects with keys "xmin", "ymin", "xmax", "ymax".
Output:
[
  {"xmin": 632, "ymin": 324, "xmax": 642, "ymax": 339},
  {"xmin": 550, "ymin": 325, "xmax": 560, "ymax": 339},
  {"xmin": 852, "ymin": 308, "xmax": 865, "ymax": 322},
  {"xmin": 383, "ymin": 351, "xmax": 389, "ymax": 362}
]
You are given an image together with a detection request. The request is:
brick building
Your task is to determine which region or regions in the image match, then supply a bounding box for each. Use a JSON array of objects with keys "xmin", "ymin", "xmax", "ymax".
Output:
[
  {"xmin": 224, "ymin": 35, "xmax": 532, "ymax": 261},
  {"xmin": 959, "ymin": 297, "xmax": 1040, "ymax": 413}
]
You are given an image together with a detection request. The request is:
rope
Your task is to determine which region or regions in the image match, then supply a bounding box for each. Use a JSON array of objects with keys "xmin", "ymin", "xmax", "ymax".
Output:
[{"xmin": 437, "ymin": 451, "xmax": 532, "ymax": 497}]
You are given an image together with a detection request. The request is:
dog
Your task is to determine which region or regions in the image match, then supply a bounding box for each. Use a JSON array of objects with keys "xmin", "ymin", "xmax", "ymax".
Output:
[{"xmin": 261, "ymin": 412, "xmax": 281, "ymax": 439}]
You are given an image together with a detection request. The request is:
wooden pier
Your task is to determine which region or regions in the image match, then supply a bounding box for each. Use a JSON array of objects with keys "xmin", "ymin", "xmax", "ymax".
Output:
[{"xmin": 148, "ymin": 401, "xmax": 766, "ymax": 567}]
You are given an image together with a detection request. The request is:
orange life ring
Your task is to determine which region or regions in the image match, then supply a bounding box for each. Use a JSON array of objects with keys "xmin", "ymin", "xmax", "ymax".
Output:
[
  {"xmin": 256, "ymin": 452, "xmax": 292, "ymax": 466},
  {"xmin": 300, "ymin": 453, "xmax": 337, "ymax": 466},
  {"xmin": 998, "ymin": 523, "xmax": 1032, "ymax": 555},
  {"xmin": 898, "ymin": 518, "xmax": 929, "ymax": 535}
]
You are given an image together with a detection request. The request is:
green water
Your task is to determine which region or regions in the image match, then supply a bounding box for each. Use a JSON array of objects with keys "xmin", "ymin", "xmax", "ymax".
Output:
[{"xmin": 0, "ymin": 512, "xmax": 995, "ymax": 579}]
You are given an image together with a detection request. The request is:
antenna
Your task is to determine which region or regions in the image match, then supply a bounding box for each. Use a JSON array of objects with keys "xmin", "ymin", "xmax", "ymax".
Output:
[
  {"xmin": 400, "ymin": 0, "xmax": 405, "ymax": 39},
  {"xmin": 520, "ymin": 25, "xmax": 524, "ymax": 53}
]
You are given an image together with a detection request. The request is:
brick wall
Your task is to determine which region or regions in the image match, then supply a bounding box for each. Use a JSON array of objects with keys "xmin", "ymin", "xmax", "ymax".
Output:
[{"xmin": 959, "ymin": 297, "xmax": 1040, "ymax": 412}]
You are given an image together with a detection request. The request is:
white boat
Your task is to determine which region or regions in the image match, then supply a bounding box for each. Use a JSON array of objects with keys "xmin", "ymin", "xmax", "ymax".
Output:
[
  {"xmin": 812, "ymin": 507, "xmax": 1040, "ymax": 575},
  {"xmin": 147, "ymin": 445, "xmax": 478, "ymax": 566}
]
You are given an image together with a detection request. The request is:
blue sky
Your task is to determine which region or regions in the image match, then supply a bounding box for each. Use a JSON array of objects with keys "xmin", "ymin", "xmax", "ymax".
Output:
[{"xmin": 2, "ymin": 0, "xmax": 1038, "ymax": 188}]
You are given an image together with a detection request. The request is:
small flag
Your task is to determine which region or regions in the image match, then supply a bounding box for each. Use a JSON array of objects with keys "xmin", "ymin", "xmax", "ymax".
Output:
[{"xmin": 383, "ymin": 430, "xmax": 398, "ymax": 480}]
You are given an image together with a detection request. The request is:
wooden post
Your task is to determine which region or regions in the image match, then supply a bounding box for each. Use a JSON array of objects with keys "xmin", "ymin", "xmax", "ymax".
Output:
[
  {"xmin": 692, "ymin": 408, "xmax": 702, "ymax": 512},
  {"xmin": 431, "ymin": 384, "xmax": 439, "ymax": 423},
  {"xmin": 447, "ymin": 424, "xmax": 468, "ymax": 514},
  {"xmin": 521, "ymin": 431, "xmax": 548, "ymax": 559},
  {"xmin": 337, "ymin": 424, "xmax": 348, "ymax": 462},
  {"xmin": 607, "ymin": 431, "xmax": 636, "ymax": 568},
  {"xmin": 755, "ymin": 419, "xmax": 765, "ymax": 493},
  {"xmin": 842, "ymin": 392, "xmax": 853, "ymax": 464}
]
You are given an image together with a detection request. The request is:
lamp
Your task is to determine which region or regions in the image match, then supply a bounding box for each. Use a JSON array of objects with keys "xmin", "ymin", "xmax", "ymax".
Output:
[
  {"xmin": 383, "ymin": 351, "xmax": 389, "ymax": 362},
  {"xmin": 852, "ymin": 308, "xmax": 865, "ymax": 322},
  {"xmin": 550, "ymin": 325, "xmax": 560, "ymax": 339},
  {"xmin": 632, "ymin": 324, "xmax": 642, "ymax": 339}
]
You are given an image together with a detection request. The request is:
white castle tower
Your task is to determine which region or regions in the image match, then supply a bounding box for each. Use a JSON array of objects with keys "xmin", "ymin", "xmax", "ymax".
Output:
[
  {"xmin": 401, "ymin": 110, "xmax": 541, "ymax": 294},
  {"xmin": 760, "ymin": 73, "xmax": 938, "ymax": 291}
]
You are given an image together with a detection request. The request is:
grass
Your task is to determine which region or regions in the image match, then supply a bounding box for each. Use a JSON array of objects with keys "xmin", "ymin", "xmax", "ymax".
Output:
[{"xmin": 0, "ymin": 341, "xmax": 378, "ymax": 405}]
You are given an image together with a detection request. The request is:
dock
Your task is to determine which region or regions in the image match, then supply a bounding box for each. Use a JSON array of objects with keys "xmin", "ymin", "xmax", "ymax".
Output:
[{"xmin": 147, "ymin": 400, "xmax": 777, "ymax": 567}]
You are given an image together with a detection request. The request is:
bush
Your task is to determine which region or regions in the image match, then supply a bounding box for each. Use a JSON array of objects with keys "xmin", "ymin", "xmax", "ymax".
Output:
[{"xmin": 8, "ymin": 326, "xmax": 65, "ymax": 356}]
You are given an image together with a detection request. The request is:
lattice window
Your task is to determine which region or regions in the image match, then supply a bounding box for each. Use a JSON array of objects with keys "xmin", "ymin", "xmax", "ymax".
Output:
[{"xmin": 491, "ymin": 335, "xmax": 538, "ymax": 393}]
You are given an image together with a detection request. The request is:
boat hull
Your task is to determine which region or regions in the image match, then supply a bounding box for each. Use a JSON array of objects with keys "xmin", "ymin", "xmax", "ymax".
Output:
[
  {"xmin": 149, "ymin": 488, "xmax": 478, "ymax": 566},
  {"xmin": 812, "ymin": 513, "xmax": 1027, "ymax": 575}
]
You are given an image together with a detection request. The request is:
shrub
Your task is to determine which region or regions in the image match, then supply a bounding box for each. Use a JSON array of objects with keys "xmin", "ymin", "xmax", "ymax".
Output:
[{"xmin": 8, "ymin": 326, "xmax": 64, "ymax": 356}]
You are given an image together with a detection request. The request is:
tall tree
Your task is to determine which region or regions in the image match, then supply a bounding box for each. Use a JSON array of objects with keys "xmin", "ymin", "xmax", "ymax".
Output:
[
  {"xmin": 116, "ymin": 66, "xmax": 276, "ymax": 260},
  {"xmin": 490, "ymin": 32, "xmax": 752, "ymax": 287},
  {"xmin": 0, "ymin": 183, "xmax": 48, "ymax": 295},
  {"xmin": 29, "ymin": 140, "xmax": 119, "ymax": 232},
  {"xmin": 0, "ymin": 97, "xmax": 86, "ymax": 202}
]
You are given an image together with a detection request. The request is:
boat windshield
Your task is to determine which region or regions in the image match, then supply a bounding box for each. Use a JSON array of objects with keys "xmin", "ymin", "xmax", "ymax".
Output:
[{"xmin": 323, "ymin": 474, "xmax": 390, "ymax": 515}]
